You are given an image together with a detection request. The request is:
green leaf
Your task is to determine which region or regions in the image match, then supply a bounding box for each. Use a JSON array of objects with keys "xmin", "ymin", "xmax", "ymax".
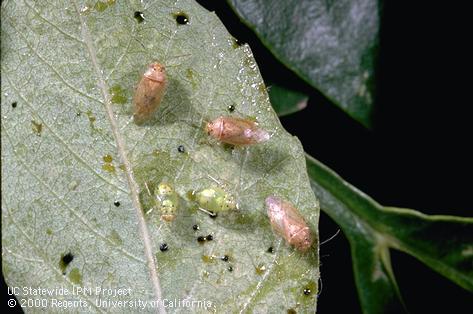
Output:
[
  {"xmin": 305, "ymin": 154, "xmax": 473, "ymax": 313},
  {"xmin": 227, "ymin": 0, "xmax": 380, "ymax": 128},
  {"xmin": 1, "ymin": 0, "xmax": 320, "ymax": 312},
  {"xmin": 268, "ymin": 83, "xmax": 308, "ymax": 117}
]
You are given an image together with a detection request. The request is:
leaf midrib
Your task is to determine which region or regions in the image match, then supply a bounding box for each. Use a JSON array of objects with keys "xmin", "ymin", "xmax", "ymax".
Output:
[
  {"xmin": 72, "ymin": 1, "xmax": 165, "ymax": 312},
  {"xmin": 307, "ymin": 154, "xmax": 473, "ymax": 291}
]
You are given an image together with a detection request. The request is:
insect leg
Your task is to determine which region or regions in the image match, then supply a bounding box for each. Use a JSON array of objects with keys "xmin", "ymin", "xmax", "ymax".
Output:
[{"xmin": 144, "ymin": 182, "xmax": 155, "ymax": 215}]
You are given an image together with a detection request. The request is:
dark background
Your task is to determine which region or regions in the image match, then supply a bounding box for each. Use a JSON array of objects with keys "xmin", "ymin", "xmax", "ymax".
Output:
[
  {"xmin": 2, "ymin": 1, "xmax": 472, "ymax": 313},
  {"xmin": 194, "ymin": 1, "xmax": 473, "ymax": 313}
]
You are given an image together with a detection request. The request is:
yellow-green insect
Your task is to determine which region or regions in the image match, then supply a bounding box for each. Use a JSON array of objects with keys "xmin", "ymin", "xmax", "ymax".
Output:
[
  {"xmin": 145, "ymin": 182, "xmax": 179, "ymax": 222},
  {"xmin": 190, "ymin": 187, "xmax": 237, "ymax": 215}
]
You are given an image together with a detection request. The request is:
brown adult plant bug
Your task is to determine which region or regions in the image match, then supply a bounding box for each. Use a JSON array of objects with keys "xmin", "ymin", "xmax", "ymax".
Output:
[
  {"xmin": 265, "ymin": 196, "xmax": 313, "ymax": 252},
  {"xmin": 205, "ymin": 116, "xmax": 270, "ymax": 146},
  {"xmin": 133, "ymin": 62, "xmax": 167, "ymax": 124}
]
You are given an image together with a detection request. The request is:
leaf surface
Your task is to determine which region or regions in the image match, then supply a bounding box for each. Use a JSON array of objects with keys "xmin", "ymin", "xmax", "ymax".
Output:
[
  {"xmin": 306, "ymin": 154, "xmax": 473, "ymax": 313},
  {"xmin": 268, "ymin": 84, "xmax": 308, "ymax": 117},
  {"xmin": 0, "ymin": 0, "xmax": 319, "ymax": 312},
  {"xmin": 227, "ymin": 0, "xmax": 380, "ymax": 127}
]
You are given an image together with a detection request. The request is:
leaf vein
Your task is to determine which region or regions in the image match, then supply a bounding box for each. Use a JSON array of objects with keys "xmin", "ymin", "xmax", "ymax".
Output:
[
  {"xmin": 239, "ymin": 240, "xmax": 282, "ymax": 313},
  {"xmin": 4, "ymin": 78, "xmax": 128, "ymax": 194},
  {"xmin": 23, "ymin": 0, "xmax": 84, "ymax": 44},
  {"xmin": 1, "ymin": 125, "xmax": 145, "ymax": 264},
  {"xmin": 2, "ymin": 204, "xmax": 107, "ymax": 314},
  {"xmin": 72, "ymin": 2, "xmax": 165, "ymax": 312}
]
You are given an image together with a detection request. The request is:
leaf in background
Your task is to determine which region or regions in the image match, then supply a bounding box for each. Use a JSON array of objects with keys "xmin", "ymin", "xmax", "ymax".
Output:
[
  {"xmin": 306, "ymin": 154, "xmax": 473, "ymax": 313},
  {"xmin": 227, "ymin": 0, "xmax": 380, "ymax": 128},
  {"xmin": 268, "ymin": 83, "xmax": 308, "ymax": 117},
  {"xmin": 0, "ymin": 0, "xmax": 320, "ymax": 312}
]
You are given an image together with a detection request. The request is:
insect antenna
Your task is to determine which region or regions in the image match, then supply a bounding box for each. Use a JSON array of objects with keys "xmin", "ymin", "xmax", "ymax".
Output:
[
  {"xmin": 196, "ymin": 206, "xmax": 216, "ymax": 217},
  {"xmin": 320, "ymin": 228, "xmax": 340, "ymax": 245}
]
